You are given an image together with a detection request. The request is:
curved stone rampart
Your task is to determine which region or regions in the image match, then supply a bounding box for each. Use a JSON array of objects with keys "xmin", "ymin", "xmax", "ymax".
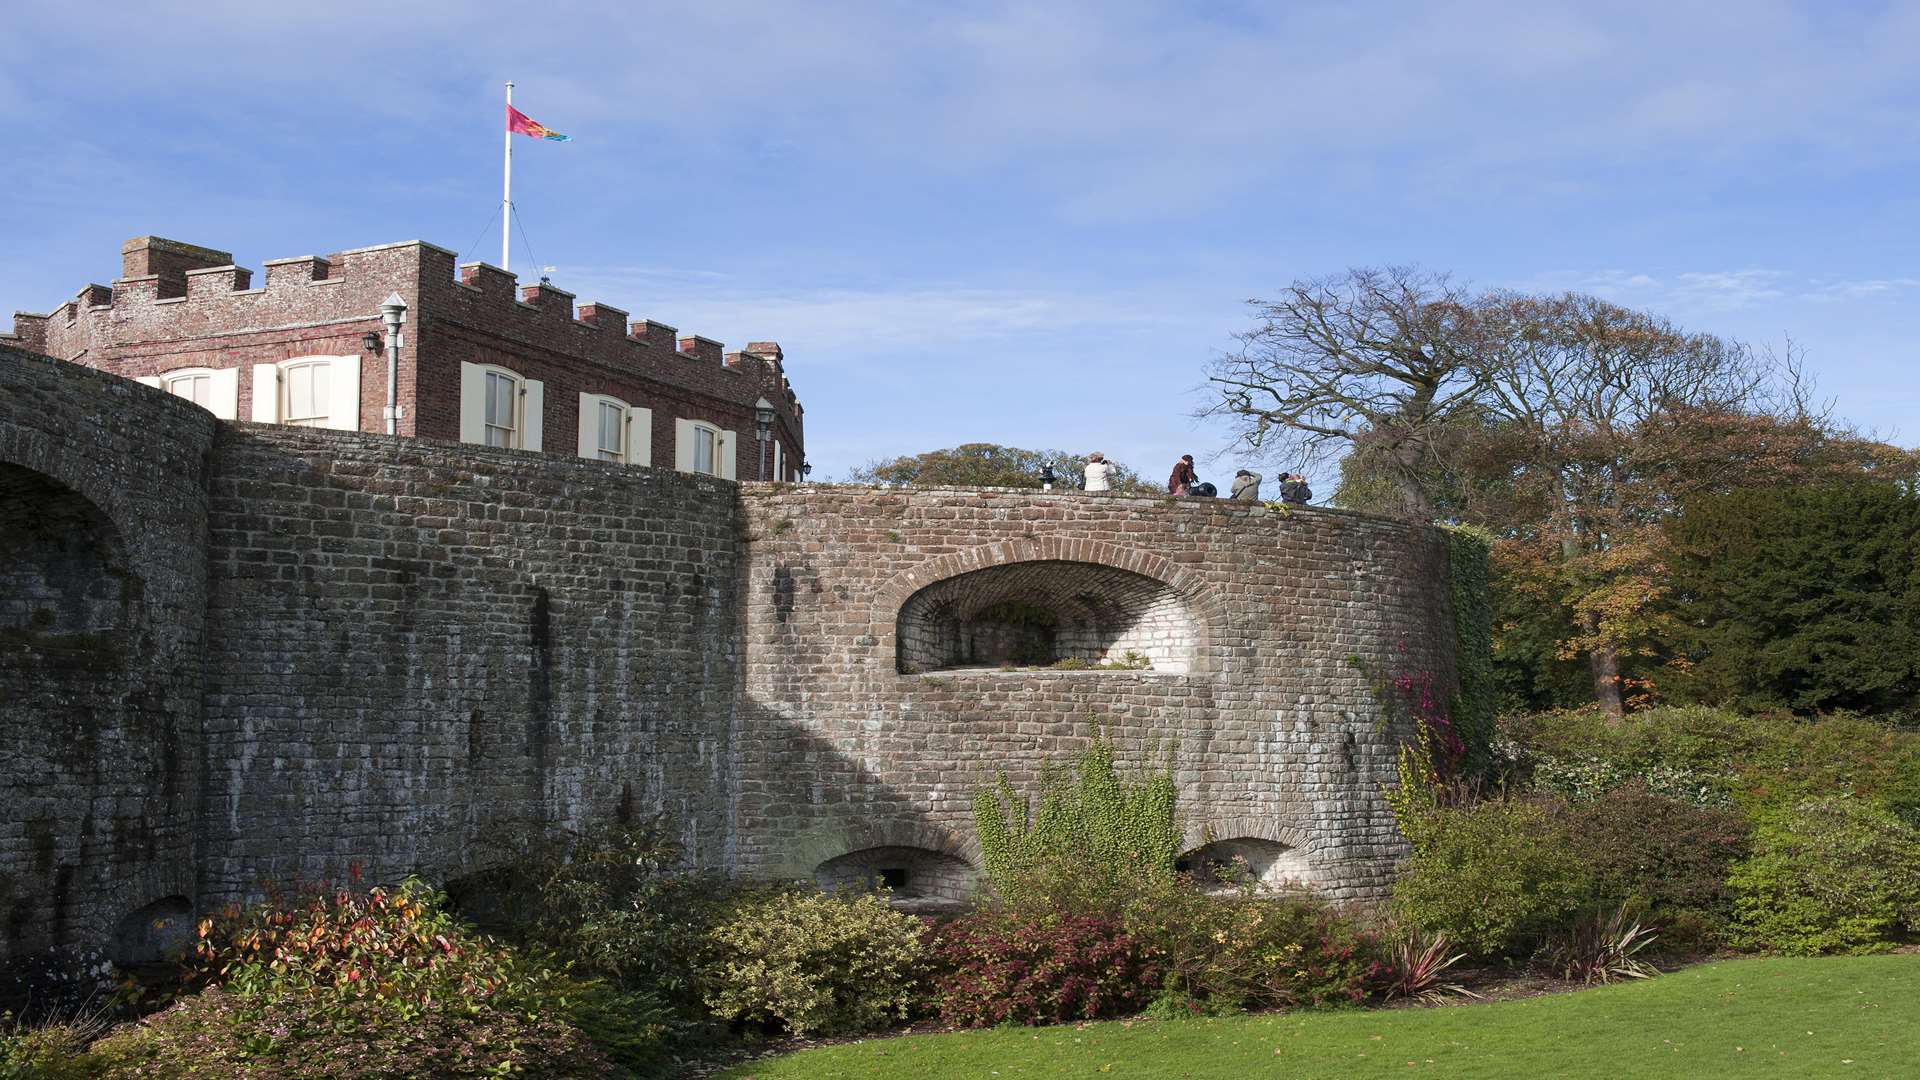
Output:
[{"xmin": 736, "ymin": 485, "xmax": 1460, "ymax": 900}]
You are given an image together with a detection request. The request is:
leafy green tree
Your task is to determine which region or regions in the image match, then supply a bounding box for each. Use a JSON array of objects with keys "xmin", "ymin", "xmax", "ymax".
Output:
[
  {"xmin": 1662, "ymin": 482, "xmax": 1920, "ymax": 716},
  {"xmin": 847, "ymin": 443, "xmax": 1157, "ymax": 493}
]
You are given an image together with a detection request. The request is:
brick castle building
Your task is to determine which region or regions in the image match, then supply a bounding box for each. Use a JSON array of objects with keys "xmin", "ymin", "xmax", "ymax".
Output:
[{"xmin": 4, "ymin": 235, "xmax": 804, "ymax": 480}]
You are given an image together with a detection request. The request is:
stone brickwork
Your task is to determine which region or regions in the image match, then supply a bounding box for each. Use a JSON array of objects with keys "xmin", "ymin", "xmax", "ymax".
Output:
[
  {"xmin": 197, "ymin": 424, "xmax": 744, "ymax": 899},
  {"xmin": 0, "ymin": 350, "xmax": 1468, "ymax": 966},
  {"xmin": 0, "ymin": 346, "xmax": 215, "ymax": 960},
  {"xmin": 734, "ymin": 487, "xmax": 1459, "ymax": 902}
]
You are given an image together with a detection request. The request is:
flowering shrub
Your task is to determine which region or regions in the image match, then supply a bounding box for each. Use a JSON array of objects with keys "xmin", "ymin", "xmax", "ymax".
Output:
[
  {"xmin": 182, "ymin": 876, "xmax": 551, "ymax": 1022},
  {"xmin": 697, "ymin": 889, "xmax": 929, "ymax": 1036},
  {"xmin": 93, "ymin": 876, "xmax": 615, "ymax": 1078},
  {"xmin": 1531, "ymin": 754, "xmax": 1731, "ymax": 808},
  {"xmin": 932, "ymin": 911, "xmax": 1158, "ymax": 1027}
]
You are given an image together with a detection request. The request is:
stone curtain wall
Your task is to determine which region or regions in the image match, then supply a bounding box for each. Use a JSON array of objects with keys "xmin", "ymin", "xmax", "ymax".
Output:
[
  {"xmin": 197, "ymin": 425, "xmax": 745, "ymax": 901},
  {"xmin": 0, "ymin": 347, "xmax": 216, "ymax": 960},
  {"xmin": 735, "ymin": 486, "xmax": 1460, "ymax": 901},
  {"xmin": 1, "ymin": 349, "xmax": 1467, "ymax": 963}
]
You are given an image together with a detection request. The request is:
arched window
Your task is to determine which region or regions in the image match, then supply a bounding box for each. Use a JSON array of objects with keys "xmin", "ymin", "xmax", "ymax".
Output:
[
  {"xmin": 249, "ymin": 355, "xmax": 363, "ymax": 430},
  {"xmin": 137, "ymin": 367, "xmax": 239, "ymax": 419},
  {"xmin": 458, "ymin": 362, "xmax": 544, "ymax": 451},
  {"xmin": 577, "ymin": 393, "xmax": 653, "ymax": 465},
  {"xmin": 674, "ymin": 418, "xmax": 737, "ymax": 479}
]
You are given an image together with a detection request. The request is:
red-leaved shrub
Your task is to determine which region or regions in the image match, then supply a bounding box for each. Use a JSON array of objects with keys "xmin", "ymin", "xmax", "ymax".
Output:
[{"xmin": 931, "ymin": 911, "xmax": 1158, "ymax": 1027}]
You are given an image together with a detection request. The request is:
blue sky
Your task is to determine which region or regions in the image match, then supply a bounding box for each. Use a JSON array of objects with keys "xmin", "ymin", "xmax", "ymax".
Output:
[{"xmin": 4, "ymin": 1, "xmax": 1915, "ymax": 485}]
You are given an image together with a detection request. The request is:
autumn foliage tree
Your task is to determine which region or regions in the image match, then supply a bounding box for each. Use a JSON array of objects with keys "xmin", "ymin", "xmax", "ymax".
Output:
[{"xmin": 1209, "ymin": 272, "xmax": 1913, "ymax": 713}]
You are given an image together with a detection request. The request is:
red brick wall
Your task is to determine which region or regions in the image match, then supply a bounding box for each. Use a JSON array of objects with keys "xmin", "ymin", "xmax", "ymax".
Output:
[{"xmin": 4, "ymin": 236, "xmax": 806, "ymax": 470}]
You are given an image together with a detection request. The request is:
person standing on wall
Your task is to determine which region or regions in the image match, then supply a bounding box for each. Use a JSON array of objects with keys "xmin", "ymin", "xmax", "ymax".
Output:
[
  {"xmin": 1230, "ymin": 469, "xmax": 1261, "ymax": 501},
  {"xmin": 1084, "ymin": 452, "xmax": 1113, "ymax": 493},
  {"xmin": 1168, "ymin": 454, "xmax": 1198, "ymax": 496}
]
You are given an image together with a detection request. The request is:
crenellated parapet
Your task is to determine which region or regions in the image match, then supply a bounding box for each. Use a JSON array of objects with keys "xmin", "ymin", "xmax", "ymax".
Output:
[{"xmin": 3, "ymin": 233, "xmax": 806, "ymax": 468}]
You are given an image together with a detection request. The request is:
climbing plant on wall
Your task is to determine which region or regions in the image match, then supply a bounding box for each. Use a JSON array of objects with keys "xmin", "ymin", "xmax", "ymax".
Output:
[
  {"xmin": 1443, "ymin": 525, "xmax": 1496, "ymax": 778},
  {"xmin": 973, "ymin": 726, "xmax": 1178, "ymax": 908}
]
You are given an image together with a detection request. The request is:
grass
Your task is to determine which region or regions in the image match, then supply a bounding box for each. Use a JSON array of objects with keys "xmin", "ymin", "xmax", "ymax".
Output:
[{"xmin": 720, "ymin": 955, "xmax": 1918, "ymax": 1079}]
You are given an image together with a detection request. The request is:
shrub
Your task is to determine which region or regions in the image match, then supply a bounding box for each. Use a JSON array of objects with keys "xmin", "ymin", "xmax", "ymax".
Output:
[
  {"xmin": 697, "ymin": 889, "xmax": 928, "ymax": 1036},
  {"xmin": 460, "ymin": 818, "xmax": 725, "ymax": 1014},
  {"xmin": 1390, "ymin": 799, "xmax": 1593, "ymax": 959},
  {"xmin": 88, "ymin": 987, "xmax": 608, "ymax": 1079},
  {"xmin": 1562, "ymin": 783, "xmax": 1751, "ymax": 944},
  {"xmin": 1114, "ymin": 877, "xmax": 1380, "ymax": 1012},
  {"xmin": 1, "ymin": 1015, "xmax": 101, "ymax": 1080},
  {"xmin": 183, "ymin": 877, "xmax": 548, "ymax": 1019},
  {"xmin": 1727, "ymin": 798, "xmax": 1920, "ymax": 954},
  {"xmin": 1374, "ymin": 928, "xmax": 1475, "ymax": 1003},
  {"xmin": 141, "ymin": 877, "xmax": 612, "ymax": 1077},
  {"xmin": 974, "ymin": 728, "xmax": 1179, "ymax": 912},
  {"xmin": 932, "ymin": 910, "xmax": 1158, "ymax": 1027},
  {"xmin": 1539, "ymin": 907, "xmax": 1659, "ymax": 985}
]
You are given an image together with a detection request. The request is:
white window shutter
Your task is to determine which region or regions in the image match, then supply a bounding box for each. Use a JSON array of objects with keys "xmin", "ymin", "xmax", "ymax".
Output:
[
  {"xmin": 631, "ymin": 407, "xmax": 653, "ymax": 467},
  {"xmin": 135, "ymin": 375, "xmax": 162, "ymax": 389},
  {"xmin": 326, "ymin": 355, "xmax": 362, "ymax": 431},
  {"xmin": 773, "ymin": 440, "xmax": 784, "ymax": 481},
  {"xmin": 458, "ymin": 362, "xmax": 487, "ymax": 444},
  {"xmin": 576, "ymin": 393, "xmax": 598, "ymax": 459},
  {"xmin": 208, "ymin": 367, "xmax": 240, "ymax": 420},
  {"xmin": 674, "ymin": 417, "xmax": 695, "ymax": 471},
  {"xmin": 250, "ymin": 365, "xmax": 280, "ymax": 422},
  {"xmin": 521, "ymin": 379, "xmax": 544, "ymax": 451},
  {"xmin": 719, "ymin": 428, "xmax": 738, "ymax": 480}
]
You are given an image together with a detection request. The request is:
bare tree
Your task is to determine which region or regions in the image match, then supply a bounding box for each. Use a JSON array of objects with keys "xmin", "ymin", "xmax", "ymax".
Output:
[{"xmin": 1202, "ymin": 267, "xmax": 1489, "ymax": 517}]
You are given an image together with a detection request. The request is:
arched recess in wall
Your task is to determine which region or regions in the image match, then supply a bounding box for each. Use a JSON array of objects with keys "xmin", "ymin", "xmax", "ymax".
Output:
[
  {"xmin": 109, "ymin": 895, "xmax": 195, "ymax": 965},
  {"xmin": 1177, "ymin": 836, "xmax": 1318, "ymax": 892},
  {"xmin": 815, "ymin": 846, "xmax": 979, "ymax": 911},
  {"xmin": 896, "ymin": 560, "xmax": 1201, "ymax": 674},
  {"xmin": 0, "ymin": 461, "xmax": 143, "ymax": 644},
  {"xmin": 881, "ymin": 540, "xmax": 1223, "ymax": 675}
]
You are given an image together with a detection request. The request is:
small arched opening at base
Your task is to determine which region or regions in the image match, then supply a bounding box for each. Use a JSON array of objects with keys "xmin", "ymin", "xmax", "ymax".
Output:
[
  {"xmin": 896, "ymin": 560, "xmax": 1197, "ymax": 674},
  {"xmin": 109, "ymin": 895, "xmax": 195, "ymax": 966},
  {"xmin": 814, "ymin": 846, "xmax": 979, "ymax": 911},
  {"xmin": 1177, "ymin": 837, "xmax": 1315, "ymax": 892}
]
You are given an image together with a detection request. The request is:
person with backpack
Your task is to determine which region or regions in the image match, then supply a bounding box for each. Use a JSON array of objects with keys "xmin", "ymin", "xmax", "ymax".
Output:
[
  {"xmin": 1280, "ymin": 473, "xmax": 1312, "ymax": 506},
  {"xmin": 1230, "ymin": 469, "xmax": 1262, "ymax": 501}
]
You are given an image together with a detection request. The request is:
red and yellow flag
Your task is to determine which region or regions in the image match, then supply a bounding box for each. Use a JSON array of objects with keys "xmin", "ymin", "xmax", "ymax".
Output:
[{"xmin": 507, "ymin": 105, "xmax": 570, "ymax": 142}]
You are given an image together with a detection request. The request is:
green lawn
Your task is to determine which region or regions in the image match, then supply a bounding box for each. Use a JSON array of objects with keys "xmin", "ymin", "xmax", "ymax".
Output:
[{"xmin": 719, "ymin": 956, "xmax": 1918, "ymax": 1079}]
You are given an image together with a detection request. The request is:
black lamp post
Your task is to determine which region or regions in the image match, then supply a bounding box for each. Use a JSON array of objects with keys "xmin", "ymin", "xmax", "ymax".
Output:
[
  {"xmin": 1039, "ymin": 463, "xmax": 1055, "ymax": 492},
  {"xmin": 361, "ymin": 331, "xmax": 382, "ymax": 353},
  {"xmin": 753, "ymin": 397, "xmax": 775, "ymax": 480},
  {"xmin": 801, "ymin": 461, "xmax": 812, "ymax": 479}
]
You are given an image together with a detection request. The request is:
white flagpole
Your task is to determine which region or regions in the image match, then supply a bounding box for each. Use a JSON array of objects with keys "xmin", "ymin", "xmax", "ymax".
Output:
[{"xmin": 502, "ymin": 81, "xmax": 514, "ymax": 272}]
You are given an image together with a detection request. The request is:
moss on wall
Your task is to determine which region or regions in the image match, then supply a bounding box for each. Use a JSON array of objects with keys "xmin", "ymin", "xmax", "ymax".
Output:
[{"xmin": 1443, "ymin": 525, "xmax": 1496, "ymax": 777}]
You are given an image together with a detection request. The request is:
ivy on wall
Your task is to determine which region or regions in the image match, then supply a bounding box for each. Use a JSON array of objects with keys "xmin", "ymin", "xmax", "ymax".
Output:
[
  {"xmin": 1443, "ymin": 524, "xmax": 1497, "ymax": 777},
  {"xmin": 973, "ymin": 726, "xmax": 1178, "ymax": 905}
]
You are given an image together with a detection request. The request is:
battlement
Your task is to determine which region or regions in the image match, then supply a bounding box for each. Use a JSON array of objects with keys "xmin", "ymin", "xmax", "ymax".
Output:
[{"xmin": 7, "ymin": 233, "xmax": 802, "ymax": 451}]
